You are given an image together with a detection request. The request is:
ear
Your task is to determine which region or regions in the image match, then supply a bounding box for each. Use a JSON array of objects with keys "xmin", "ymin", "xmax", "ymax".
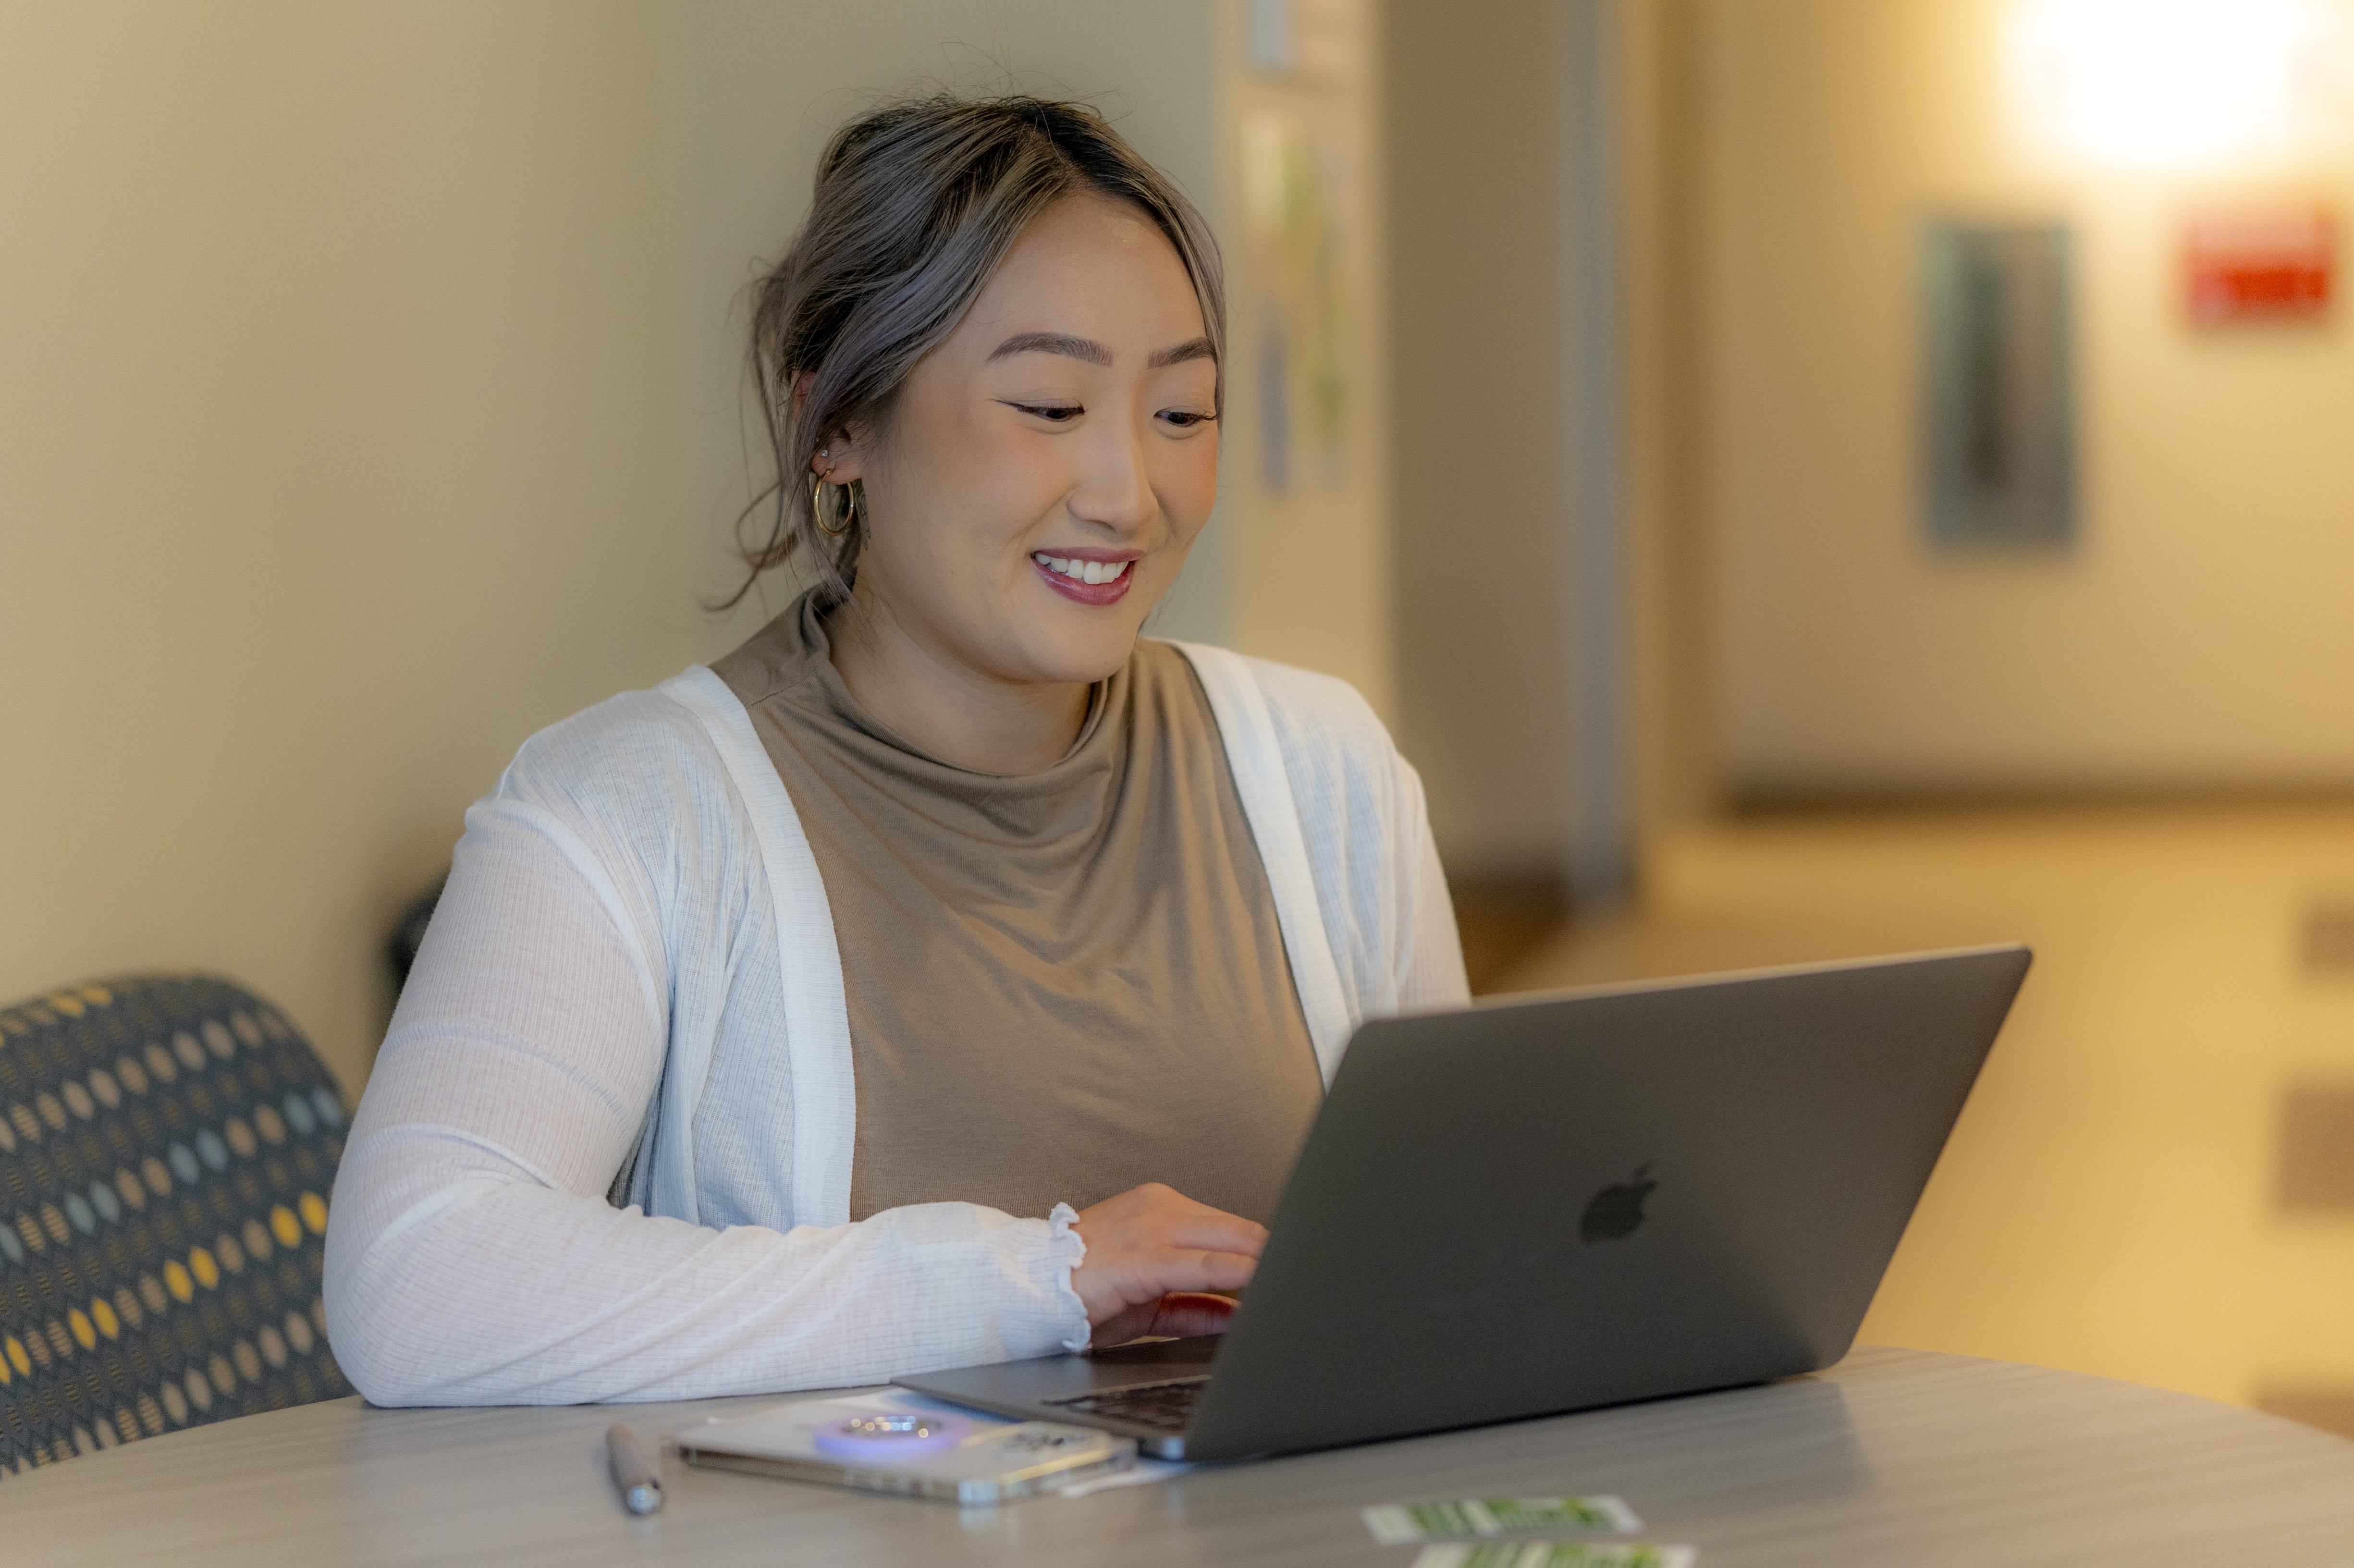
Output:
[
  {"xmin": 796, "ymin": 373, "xmax": 870, "ymax": 484},
  {"xmin": 814, "ymin": 439, "xmax": 868, "ymax": 484}
]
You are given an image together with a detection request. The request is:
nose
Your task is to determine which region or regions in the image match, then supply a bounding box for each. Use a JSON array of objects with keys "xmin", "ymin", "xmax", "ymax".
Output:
[{"xmin": 1066, "ymin": 416, "xmax": 1157, "ymax": 536}]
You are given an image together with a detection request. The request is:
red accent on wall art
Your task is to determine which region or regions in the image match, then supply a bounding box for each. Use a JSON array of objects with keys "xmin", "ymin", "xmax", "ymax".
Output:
[{"xmin": 2184, "ymin": 208, "xmax": 2335, "ymax": 326}]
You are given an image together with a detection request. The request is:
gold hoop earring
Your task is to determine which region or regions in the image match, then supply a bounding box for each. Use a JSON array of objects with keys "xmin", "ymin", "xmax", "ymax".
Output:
[{"xmin": 811, "ymin": 473, "xmax": 860, "ymax": 539}]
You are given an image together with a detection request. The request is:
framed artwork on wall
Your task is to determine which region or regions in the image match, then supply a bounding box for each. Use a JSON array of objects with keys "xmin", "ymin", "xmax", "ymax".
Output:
[{"xmin": 1920, "ymin": 220, "xmax": 2078, "ymax": 553}]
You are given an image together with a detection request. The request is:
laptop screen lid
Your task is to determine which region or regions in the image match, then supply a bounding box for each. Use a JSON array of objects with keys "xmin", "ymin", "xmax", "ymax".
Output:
[{"xmin": 1169, "ymin": 943, "xmax": 2031, "ymax": 1460}]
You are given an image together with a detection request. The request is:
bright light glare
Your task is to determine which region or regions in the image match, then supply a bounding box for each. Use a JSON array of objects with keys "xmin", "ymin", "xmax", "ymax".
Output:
[{"xmin": 2009, "ymin": 0, "xmax": 2354, "ymax": 169}]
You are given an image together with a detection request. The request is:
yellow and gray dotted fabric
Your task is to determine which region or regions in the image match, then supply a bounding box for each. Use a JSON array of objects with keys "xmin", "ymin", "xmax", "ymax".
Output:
[{"xmin": 0, "ymin": 974, "xmax": 353, "ymax": 1476}]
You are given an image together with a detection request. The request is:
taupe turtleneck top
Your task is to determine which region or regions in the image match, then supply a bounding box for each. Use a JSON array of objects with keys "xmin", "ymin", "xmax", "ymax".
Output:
[{"xmin": 711, "ymin": 591, "xmax": 1321, "ymax": 1225}]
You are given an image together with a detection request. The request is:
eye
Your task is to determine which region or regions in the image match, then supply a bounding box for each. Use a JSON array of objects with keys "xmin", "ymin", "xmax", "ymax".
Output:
[
  {"xmin": 1158, "ymin": 408, "xmax": 1217, "ymax": 431},
  {"xmin": 1005, "ymin": 401, "xmax": 1083, "ymax": 423}
]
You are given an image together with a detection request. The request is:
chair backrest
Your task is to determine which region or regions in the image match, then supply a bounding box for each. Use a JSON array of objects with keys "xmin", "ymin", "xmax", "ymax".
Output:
[{"xmin": 0, "ymin": 974, "xmax": 355, "ymax": 1477}]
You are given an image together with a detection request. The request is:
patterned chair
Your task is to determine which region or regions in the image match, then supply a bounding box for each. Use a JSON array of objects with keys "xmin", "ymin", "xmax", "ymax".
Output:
[{"xmin": 0, "ymin": 974, "xmax": 354, "ymax": 1477}]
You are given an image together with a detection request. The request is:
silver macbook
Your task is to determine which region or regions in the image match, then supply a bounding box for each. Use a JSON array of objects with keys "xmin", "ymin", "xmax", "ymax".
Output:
[{"xmin": 898, "ymin": 944, "xmax": 2032, "ymax": 1461}]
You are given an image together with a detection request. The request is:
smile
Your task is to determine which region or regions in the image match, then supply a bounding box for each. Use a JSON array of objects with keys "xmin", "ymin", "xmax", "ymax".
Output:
[
  {"xmin": 1031, "ymin": 551, "xmax": 1137, "ymax": 606},
  {"xmin": 1032, "ymin": 552, "xmax": 1132, "ymax": 586}
]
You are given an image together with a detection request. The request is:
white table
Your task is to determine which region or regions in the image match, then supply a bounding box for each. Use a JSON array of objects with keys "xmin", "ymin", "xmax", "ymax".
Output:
[{"xmin": 7, "ymin": 1347, "xmax": 2353, "ymax": 1565}]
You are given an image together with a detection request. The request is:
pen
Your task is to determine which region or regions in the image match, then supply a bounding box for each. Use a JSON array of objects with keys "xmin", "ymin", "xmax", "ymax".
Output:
[{"xmin": 607, "ymin": 1423, "xmax": 664, "ymax": 1517}]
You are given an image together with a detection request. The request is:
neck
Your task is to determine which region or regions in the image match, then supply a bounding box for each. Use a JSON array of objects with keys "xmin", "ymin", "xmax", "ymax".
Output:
[{"xmin": 824, "ymin": 582, "xmax": 1093, "ymax": 775}]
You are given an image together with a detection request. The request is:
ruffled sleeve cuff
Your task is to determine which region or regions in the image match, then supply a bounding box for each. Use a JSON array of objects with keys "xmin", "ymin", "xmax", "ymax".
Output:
[{"xmin": 1044, "ymin": 1200, "xmax": 1090, "ymax": 1353}]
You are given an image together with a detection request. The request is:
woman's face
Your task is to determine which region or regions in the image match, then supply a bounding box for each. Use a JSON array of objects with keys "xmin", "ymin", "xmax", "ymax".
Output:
[{"xmin": 832, "ymin": 195, "xmax": 1220, "ymax": 687}]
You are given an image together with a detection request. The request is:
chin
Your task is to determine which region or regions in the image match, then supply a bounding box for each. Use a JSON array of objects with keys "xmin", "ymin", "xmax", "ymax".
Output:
[{"xmin": 1019, "ymin": 617, "xmax": 1148, "ymax": 686}]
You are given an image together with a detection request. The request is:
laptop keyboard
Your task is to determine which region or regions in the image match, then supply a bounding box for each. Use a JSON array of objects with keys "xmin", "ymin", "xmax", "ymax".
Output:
[{"xmin": 1043, "ymin": 1376, "xmax": 1209, "ymax": 1434}]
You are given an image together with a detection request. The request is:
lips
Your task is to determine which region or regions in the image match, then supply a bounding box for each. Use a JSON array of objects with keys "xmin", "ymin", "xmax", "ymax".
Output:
[{"xmin": 1031, "ymin": 551, "xmax": 1136, "ymax": 606}]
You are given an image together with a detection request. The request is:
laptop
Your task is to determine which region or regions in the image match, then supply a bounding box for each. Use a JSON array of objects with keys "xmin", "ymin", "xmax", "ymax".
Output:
[{"xmin": 898, "ymin": 943, "xmax": 2032, "ymax": 1462}]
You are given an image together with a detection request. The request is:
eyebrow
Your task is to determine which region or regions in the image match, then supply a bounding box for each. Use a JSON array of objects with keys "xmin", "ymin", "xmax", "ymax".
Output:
[
  {"xmin": 1148, "ymin": 335, "xmax": 1217, "ymax": 368},
  {"xmin": 986, "ymin": 331, "xmax": 1218, "ymax": 370},
  {"xmin": 988, "ymin": 331, "xmax": 1111, "ymax": 367}
]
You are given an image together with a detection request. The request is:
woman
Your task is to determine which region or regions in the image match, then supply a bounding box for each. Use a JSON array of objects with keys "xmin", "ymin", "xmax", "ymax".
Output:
[{"xmin": 323, "ymin": 95, "xmax": 1467, "ymax": 1405}]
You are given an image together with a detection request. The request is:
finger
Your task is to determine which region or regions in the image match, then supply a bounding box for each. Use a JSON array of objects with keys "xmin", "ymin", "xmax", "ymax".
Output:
[
  {"xmin": 1143, "ymin": 1292, "xmax": 1237, "ymax": 1339},
  {"xmin": 1089, "ymin": 1299, "xmax": 1166, "ymax": 1348},
  {"xmin": 1163, "ymin": 1212, "xmax": 1270, "ymax": 1258},
  {"xmin": 1088, "ymin": 1187, "xmax": 1269, "ymax": 1259},
  {"xmin": 1153, "ymin": 1247, "xmax": 1258, "ymax": 1294},
  {"xmin": 1089, "ymin": 1292, "xmax": 1237, "ymax": 1348},
  {"xmin": 1087, "ymin": 1248, "xmax": 1252, "ymax": 1317}
]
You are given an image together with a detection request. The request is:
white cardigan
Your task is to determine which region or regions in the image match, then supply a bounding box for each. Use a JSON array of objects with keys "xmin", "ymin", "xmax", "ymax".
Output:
[{"xmin": 323, "ymin": 643, "xmax": 1469, "ymax": 1406}]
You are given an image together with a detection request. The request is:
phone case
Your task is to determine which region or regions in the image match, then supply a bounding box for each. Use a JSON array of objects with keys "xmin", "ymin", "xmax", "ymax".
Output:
[{"xmin": 674, "ymin": 1400, "xmax": 1137, "ymax": 1506}]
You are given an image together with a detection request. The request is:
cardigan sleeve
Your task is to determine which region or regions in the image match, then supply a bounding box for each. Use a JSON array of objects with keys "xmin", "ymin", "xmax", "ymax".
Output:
[
  {"xmin": 1392, "ymin": 751, "xmax": 1472, "ymax": 1012},
  {"xmin": 1230, "ymin": 652, "xmax": 1471, "ymax": 1021},
  {"xmin": 322, "ymin": 693, "xmax": 1089, "ymax": 1406}
]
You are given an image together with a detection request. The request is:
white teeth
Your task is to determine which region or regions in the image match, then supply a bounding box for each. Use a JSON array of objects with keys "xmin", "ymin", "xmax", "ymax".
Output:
[{"xmin": 1034, "ymin": 553, "xmax": 1130, "ymax": 585}]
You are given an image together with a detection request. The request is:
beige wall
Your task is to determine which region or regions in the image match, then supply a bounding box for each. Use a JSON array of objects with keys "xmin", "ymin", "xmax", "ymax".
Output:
[
  {"xmin": 0, "ymin": 1, "xmax": 1247, "ymax": 1095},
  {"xmin": 1385, "ymin": 0, "xmax": 1572, "ymax": 878},
  {"xmin": 1692, "ymin": 0, "xmax": 2354, "ymax": 797},
  {"xmin": 0, "ymin": 0, "xmax": 694, "ymax": 1095}
]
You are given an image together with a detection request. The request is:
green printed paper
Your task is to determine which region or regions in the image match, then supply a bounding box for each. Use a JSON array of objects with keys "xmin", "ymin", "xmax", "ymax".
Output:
[
  {"xmin": 1363, "ymin": 1495, "xmax": 1643, "ymax": 1545},
  {"xmin": 1409, "ymin": 1544, "xmax": 1696, "ymax": 1568}
]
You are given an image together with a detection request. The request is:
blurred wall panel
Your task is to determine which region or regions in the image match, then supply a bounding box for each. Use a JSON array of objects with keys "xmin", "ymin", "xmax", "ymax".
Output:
[
  {"xmin": 1692, "ymin": 0, "xmax": 2354, "ymax": 798},
  {"xmin": 0, "ymin": 0, "xmax": 692, "ymax": 1093},
  {"xmin": 1217, "ymin": 0, "xmax": 1396, "ymax": 721},
  {"xmin": 1384, "ymin": 0, "xmax": 1573, "ymax": 880}
]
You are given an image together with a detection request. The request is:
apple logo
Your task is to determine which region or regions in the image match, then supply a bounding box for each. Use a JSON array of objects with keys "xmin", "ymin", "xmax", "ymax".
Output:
[{"xmin": 1580, "ymin": 1164, "xmax": 1655, "ymax": 1244}]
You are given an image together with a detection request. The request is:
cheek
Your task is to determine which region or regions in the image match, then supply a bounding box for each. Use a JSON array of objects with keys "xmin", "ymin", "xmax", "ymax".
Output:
[
  {"xmin": 869, "ymin": 416, "xmax": 1054, "ymax": 573},
  {"xmin": 1157, "ymin": 436, "xmax": 1221, "ymax": 542},
  {"xmin": 979, "ymin": 438, "xmax": 1079, "ymax": 520},
  {"xmin": 943, "ymin": 417, "xmax": 1075, "ymax": 540}
]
